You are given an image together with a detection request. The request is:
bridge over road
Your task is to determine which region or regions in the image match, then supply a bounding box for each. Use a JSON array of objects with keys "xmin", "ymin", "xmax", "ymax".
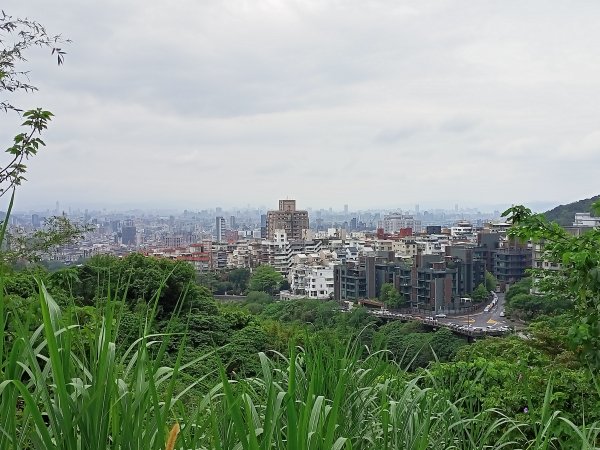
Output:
[
  {"xmin": 370, "ymin": 310, "xmax": 511, "ymax": 338},
  {"xmin": 369, "ymin": 293, "xmax": 512, "ymax": 338}
]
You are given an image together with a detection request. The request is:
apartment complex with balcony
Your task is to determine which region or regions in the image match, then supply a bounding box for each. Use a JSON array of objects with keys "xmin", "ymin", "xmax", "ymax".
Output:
[
  {"xmin": 494, "ymin": 239, "xmax": 532, "ymax": 284},
  {"xmin": 334, "ymin": 247, "xmax": 486, "ymax": 312}
]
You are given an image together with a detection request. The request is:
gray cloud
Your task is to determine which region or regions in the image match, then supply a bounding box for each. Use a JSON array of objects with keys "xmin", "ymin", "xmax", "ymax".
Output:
[
  {"xmin": 2, "ymin": 0, "xmax": 600, "ymax": 210},
  {"xmin": 375, "ymin": 125, "xmax": 424, "ymax": 144},
  {"xmin": 439, "ymin": 117, "xmax": 479, "ymax": 134}
]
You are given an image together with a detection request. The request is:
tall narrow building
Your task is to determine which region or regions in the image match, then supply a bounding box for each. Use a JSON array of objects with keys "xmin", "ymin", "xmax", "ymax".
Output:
[
  {"xmin": 121, "ymin": 219, "xmax": 137, "ymax": 246},
  {"xmin": 215, "ymin": 216, "xmax": 226, "ymax": 243},
  {"xmin": 266, "ymin": 200, "xmax": 309, "ymax": 240},
  {"xmin": 260, "ymin": 214, "xmax": 267, "ymax": 239}
]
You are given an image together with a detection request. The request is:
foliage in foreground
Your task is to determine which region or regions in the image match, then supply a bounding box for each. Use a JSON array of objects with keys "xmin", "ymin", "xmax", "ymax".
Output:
[
  {"xmin": 2, "ymin": 278, "xmax": 600, "ymax": 449},
  {"xmin": 504, "ymin": 201, "xmax": 600, "ymax": 367},
  {"xmin": 0, "ymin": 276, "xmax": 209, "ymax": 449}
]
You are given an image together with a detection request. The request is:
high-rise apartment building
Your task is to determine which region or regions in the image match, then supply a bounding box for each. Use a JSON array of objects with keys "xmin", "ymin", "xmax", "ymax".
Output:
[
  {"xmin": 31, "ymin": 214, "xmax": 41, "ymax": 228},
  {"xmin": 382, "ymin": 213, "xmax": 422, "ymax": 234},
  {"xmin": 260, "ymin": 214, "xmax": 267, "ymax": 239},
  {"xmin": 215, "ymin": 216, "xmax": 226, "ymax": 243},
  {"xmin": 266, "ymin": 200, "xmax": 309, "ymax": 240},
  {"xmin": 121, "ymin": 219, "xmax": 137, "ymax": 246},
  {"xmin": 494, "ymin": 239, "xmax": 532, "ymax": 284}
]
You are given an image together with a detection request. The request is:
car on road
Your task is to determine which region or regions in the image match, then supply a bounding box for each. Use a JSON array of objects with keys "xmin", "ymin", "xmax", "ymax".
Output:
[
  {"xmin": 500, "ymin": 311, "xmax": 505, "ymax": 317},
  {"xmin": 435, "ymin": 314, "xmax": 447, "ymax": 318}
]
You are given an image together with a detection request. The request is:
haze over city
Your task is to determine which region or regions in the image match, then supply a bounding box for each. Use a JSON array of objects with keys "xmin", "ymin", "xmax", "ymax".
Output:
[{"xmin": 2, "ymin": 0, "xmax": 599, "ymax": 211}]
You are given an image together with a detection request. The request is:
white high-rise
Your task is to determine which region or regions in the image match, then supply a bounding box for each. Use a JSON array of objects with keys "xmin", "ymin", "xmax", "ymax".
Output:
[
  {"xmin": 215, "ymin": 216, "xmax": 226, "ymax": 242},
  {"xmin": 382, "ymin": 213, "xmax": 422, "ymax": 233}
]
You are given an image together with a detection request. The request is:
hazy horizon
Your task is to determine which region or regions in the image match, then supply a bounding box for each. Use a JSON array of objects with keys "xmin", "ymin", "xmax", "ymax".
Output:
[{"xmin": 9, "ymin": 197, "xmax": 569, "ymax": 216}]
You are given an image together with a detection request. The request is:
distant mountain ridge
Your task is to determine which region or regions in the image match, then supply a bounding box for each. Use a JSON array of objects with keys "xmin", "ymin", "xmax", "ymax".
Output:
[{"xmin": 543, "ymin": 194, "xmax": 600, "ymax": 226}]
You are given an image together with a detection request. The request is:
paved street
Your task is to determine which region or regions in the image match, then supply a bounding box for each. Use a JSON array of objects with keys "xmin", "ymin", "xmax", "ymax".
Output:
[
  {"xmin": 371, "ymin": 292, "xmax": 516, "ymax": 337},
  {"xmin": 437, "ymin": 292, "xmax": 511, "ymax": 331}
]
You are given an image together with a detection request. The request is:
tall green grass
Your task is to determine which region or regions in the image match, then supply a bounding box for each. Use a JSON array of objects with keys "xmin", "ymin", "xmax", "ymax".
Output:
[
  {"xmin": 0, "ymin": 270, "xmax": 215, "ymax": 449},
  {"xmin": 191, "ymin": 342, "xmax": 600, "ymax": 450},
  {"xmin": 1, "ymin": 279, "xmax": 599, "ymax": 449}
]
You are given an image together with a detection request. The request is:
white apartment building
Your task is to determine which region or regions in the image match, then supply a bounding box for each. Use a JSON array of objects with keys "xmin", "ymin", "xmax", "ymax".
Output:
[
  {"xmin": 261, "ymin": 229, "xmax": 292, "ymax": 274},
  {"xmin": 306, "ymin": 266, "xmax": 334, "ymax": 299},
  {"xmin": 288, "ymin": 264, "xmax": 310, "ymax": 294},
  {"xmin": 413, "ymin": 235, "xmax": 452, "ymax": 255},
  {"xmin": 382, "ymin": 213, "xmax": 422, "ymax": 234},
  {"xmin": 228, "ymin": 241, "xmax": 258, "ymax": 269},
  {"xmin": 450, "ymin": 221, "xmax": 474, "ymax": 238},
  {"xmin": 573, "ymin": 213, "xmax": 600, "ymax": 228},
  {"xmin": 259, "ymin": 230, "xmax": 326, "ymax": 276},
  {"xmin": 393, "ymin": 239, "xmax": 419, "ymax": 257},
  {"xmin": 288, "ymin": 265, "xmax": 334, "ymax": 299},
  {"xmin": 335, "ymin": 246, "xmax": 359, "ymax": 262},
  {"xmin": 291, "ymin": 251, "xmax": 334, "ymax": 267},
  {"xmin": 326, "ymin": 228, "xmax": 347, "ymax": 239},
  {"xmin": 373, "ymin": 239, "xmax": 394, "ymax": 252}
]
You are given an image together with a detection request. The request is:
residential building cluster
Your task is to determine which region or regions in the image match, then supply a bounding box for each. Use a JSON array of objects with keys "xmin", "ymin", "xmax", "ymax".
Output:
[
  {"xmin": 11, "ymin": 198, "xmax": 597, "ymax": 311},
  {"xmin": 128, "ymin": 200, "xmax": 532, "ymax": 309}
]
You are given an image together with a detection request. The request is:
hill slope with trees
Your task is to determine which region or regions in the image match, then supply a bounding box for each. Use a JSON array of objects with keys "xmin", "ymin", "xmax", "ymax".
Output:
[{"xmin": 542, "ymin": 194, "xmax": 600, "ymax": 226}]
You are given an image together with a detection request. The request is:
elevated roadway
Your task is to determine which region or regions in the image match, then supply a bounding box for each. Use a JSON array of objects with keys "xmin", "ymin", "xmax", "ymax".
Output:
[{"xmin": 370, "ymin": 293, "xmax": 512, "ymax": 338}]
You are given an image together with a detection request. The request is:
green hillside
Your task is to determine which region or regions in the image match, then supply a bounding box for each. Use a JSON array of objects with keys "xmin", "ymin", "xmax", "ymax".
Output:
[{"xmin": 543, "ymin": 194, "xmax": 600, "ymax": 226}]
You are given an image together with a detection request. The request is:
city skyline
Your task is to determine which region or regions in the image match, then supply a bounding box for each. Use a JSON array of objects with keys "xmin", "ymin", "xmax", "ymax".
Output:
[
  {"xmin": 10, "ymin": 198, "xmax": 556, "ymax": 216},
  {"xmin": 3, "ymin": 1, "xmax": 600, "ymax": 210},
  {"xmin": 5, "ymin": 199, "xmax": 568, "ymax": 216}
]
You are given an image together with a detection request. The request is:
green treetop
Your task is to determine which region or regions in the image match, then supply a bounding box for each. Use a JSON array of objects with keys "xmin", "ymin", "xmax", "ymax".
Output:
[
  {"xmin": 484, "ymin": 271, "xmax": 497, "ymax": 292},
  {"xmin": 379, "ymin": 282, "xmax": 404, "ymax": 308},
  {"xmin": 471, "ymin": 283, "xmax": 489, "ymax": 302},
  {"xmin": 248, "ymin": 265, "xmax": 284, "ymax": 295}
]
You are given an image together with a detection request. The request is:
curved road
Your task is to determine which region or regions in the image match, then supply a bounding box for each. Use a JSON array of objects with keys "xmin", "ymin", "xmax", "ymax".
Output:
[
  {"xmin": 437, "ymin": 292, "xmax": 510, "ymax": 331},
  {"xmin": 371, "ymin": 292, "xmax": 514, "ymax": 337}
]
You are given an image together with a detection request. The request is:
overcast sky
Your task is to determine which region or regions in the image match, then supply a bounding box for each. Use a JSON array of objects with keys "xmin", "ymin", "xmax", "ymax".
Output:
[{"xmin": 2, "ymin": 0, "xmax": 599, "ymax": 212}]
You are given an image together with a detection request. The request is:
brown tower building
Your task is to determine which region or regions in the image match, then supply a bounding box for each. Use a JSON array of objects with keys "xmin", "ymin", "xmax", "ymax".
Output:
[{"xmin": 266, "ymin": 200, "xmax": 309, "ymax": 240}]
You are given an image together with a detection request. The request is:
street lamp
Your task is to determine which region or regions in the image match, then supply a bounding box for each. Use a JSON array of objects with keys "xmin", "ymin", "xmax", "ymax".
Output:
[{"xmin": 468, "ymin": 305, "xmax": 470, "ymax": 329}]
